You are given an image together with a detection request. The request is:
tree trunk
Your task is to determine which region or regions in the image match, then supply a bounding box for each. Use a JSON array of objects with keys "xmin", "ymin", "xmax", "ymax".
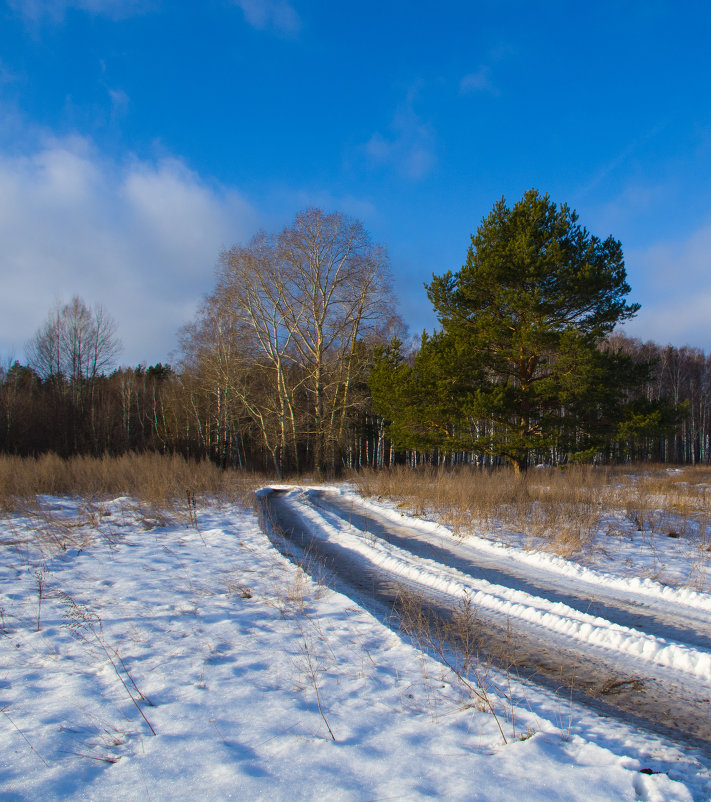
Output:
[{"xmin": 511, "ymin": 455, "xmax": 528, "ymax": 476}]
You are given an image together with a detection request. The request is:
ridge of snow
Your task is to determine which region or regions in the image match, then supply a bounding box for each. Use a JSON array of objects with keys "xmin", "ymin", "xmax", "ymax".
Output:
[
  {"xmin": 332, "ymin": 487, "xmax": 711, "ymax": 612},
  {"xmin": 282, "ymin": 488, "xmax": 711, "ymax": 683}
]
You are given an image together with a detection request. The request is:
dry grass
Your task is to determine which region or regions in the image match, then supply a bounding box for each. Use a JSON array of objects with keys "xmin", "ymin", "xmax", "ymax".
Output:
[
  {"xmin": 0, "ymin": 452, "xmax": 263, "ymax": 511},
  {"xmin": 393, "ymin": 587, "xmax": 523, "ymax": 743},
  {"xmin": 352, "ymin": 463, "xmax": 711, "ymax": 557}
]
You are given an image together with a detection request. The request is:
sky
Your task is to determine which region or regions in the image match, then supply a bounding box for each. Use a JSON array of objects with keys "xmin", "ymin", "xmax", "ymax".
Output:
[{"xmin": 1, "ymin": 0, "xmax": 711, "ymax": 368}]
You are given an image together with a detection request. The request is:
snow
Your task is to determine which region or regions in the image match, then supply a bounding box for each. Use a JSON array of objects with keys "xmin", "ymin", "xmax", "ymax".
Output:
[
  {"xmin": 0, "ymin": 491, "xmax": 708, "ymax": 800},
  {"xmin": 287, "ymin": 488, "xmax": 711, "ymax": 681},
  {"xmin": 348, "ymin": 486, "xmax": 711, "ymax": 606}
]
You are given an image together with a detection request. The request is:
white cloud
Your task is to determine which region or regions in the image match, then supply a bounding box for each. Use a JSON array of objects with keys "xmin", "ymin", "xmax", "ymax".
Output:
[
  {"xmin": 622, "ymin": 289, "xmax": 711, "ymax": 351},
  {"xmin": 232, "ymin": 0, "xmax": 301, "ymax": 36},
  {"xmin": 0, "ymin": 138, "xmax": 258, "ymax": 366},
  {"xmin": 363, "ymin": 87, "xmax": 437, "ymax": 181},
  {"xmin": 622, "ymin": 221, "xmax": 711, "ymax": 350}
]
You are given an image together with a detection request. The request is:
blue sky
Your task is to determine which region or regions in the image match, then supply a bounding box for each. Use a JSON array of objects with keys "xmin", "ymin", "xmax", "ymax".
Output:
[{"xmin": 1, "ymin": 0, "xmax": 711, "ymax": 366}]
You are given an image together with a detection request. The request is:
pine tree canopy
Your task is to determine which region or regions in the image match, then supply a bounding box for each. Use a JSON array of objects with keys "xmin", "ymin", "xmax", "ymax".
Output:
[{"xmin": 427, "ymin": 189, "xmax": 638, "ymax": 343}]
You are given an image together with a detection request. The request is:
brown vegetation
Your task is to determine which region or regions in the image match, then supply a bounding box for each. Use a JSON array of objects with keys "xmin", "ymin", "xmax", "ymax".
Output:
[
  {"xmin": 0, "ymin": 452, "xmax": 262, "ymax": 511},
  {"xmin": 353, "ymin": 464, "xmax": 711, "ymax": 556}
]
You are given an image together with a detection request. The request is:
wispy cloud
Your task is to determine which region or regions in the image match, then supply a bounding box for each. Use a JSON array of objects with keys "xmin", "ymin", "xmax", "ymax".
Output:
[
  {"xmin": 575, "ymin": 123, "xmax": 666, "ymax": 200},
  {"xmin": 107, "ymin": 87, "xmax": 130, "ymax": 119},
  {"xmin": 363, "ymin": 85, "xmax": 437, "ymax": 181},
  {"xmin": 232, "ymin": 0, "xmax": 301, "ymax": 36},
  {"xmin": 0, "ymin": 137, "xmax": 258, "ymax": 364},
  {"xmin": 460, "ymin": 66, "xmax": 498, "ymax": 95},
  {"xmin": 280, "ymin": 188, "xmax": 376, "ymax": 223},
  {"xmin": 622, "ymin": 220, "xmax": 711, "ymax": 349},
  {"xmin": 7, "ymin": 0, "xmax": 152, "ymax": 22},
  {"xmin": 0, "ymin": 59, "xmax": 19, "ymax": 85},
  {"xmin": 459, "ymin": 42, "xmax": 515, "ymax": 97},
  {"xmin": 586, "ymin": 181, "xmax": 667, "ymax": 239}
]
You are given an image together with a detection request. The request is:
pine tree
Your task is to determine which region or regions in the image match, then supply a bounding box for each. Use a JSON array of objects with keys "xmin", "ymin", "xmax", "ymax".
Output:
[{"xmin": 374, "ymin": 190, "xmax": 648, "ymax": 473}]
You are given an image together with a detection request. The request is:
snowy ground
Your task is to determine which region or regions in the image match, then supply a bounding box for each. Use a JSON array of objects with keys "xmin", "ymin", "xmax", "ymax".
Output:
[{"xmin": 1, "ymin": 489, "xmax": 709, "ymax": 800}]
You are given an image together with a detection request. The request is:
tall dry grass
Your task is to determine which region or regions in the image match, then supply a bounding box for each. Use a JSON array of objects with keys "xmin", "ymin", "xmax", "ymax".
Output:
[
  {"xmin": 0, "ymin": 452, "xmax": 263, "ymax": 511},
  {"xmin": 352, "ymin": 463, "xmax": 711, "ymax": 557}
]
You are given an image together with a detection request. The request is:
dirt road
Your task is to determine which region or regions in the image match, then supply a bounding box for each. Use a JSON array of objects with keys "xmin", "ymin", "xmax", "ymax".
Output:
[{"xmin": 260, "ymin": 487, "xmax": 711, "ymax": 750}]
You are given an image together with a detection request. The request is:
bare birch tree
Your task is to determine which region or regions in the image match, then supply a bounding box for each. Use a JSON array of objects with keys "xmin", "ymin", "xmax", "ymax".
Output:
[
  {"xmin": 190, "ymin": 208, "xmax": 400, "ymax": 475},
  {"xmin": 27, "ymin": 296, "xmax": 121, "ymax": 450},
  {"xmin": 277, "ymin": 209, "xmax": 397, "ymax": 473},
  {"xmin": 28, "ymin": 296, "xmax": 121, "ymax": 393}
]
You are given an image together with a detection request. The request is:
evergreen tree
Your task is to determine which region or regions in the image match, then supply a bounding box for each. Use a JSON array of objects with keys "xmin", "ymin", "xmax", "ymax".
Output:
[{"xmin": 374, "ymin": 189, "xmax": 654, "ymax": 472}]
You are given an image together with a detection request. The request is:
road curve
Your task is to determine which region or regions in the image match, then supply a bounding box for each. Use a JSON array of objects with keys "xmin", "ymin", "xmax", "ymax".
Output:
[{"xmin": 259, "ymin": 487, "xmax": 711, "ymax": 750}]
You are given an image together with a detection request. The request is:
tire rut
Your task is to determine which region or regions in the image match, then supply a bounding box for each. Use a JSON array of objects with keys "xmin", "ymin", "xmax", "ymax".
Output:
[
  {"xmin": 310, "ymin": 490, "xmax": 711, "ymax": 654},
  {"xmin": 259, "ymin": 488, "xmax": 711, "ymax": 751}
]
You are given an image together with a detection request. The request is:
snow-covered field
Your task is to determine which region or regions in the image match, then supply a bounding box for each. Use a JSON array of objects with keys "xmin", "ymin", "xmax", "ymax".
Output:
[{"xmin": 1, "ymin": 489, "xmax": 709, "ymax": 800}]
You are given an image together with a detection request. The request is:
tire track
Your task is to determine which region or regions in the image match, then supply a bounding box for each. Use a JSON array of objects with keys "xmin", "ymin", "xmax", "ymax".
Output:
[{"xmin": 260, "ymin": 487, "xmax": 711, "ymax": 750}]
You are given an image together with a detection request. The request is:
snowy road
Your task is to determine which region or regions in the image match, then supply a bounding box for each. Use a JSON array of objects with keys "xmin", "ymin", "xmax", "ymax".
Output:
[{"xmin": 260, "ymin": 486, "xmax": 711, "ymax": 749}]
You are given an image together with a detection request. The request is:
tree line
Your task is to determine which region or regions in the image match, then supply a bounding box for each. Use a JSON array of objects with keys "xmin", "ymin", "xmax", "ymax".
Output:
[{"xmin": 1, "ymin": 196, "xmax": 707, "ymax": 473}]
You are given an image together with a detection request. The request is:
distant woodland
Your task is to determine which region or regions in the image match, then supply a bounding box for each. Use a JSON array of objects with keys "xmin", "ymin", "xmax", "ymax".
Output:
[{"xmin": 2, "ymin": 199, "xmax": 708, "ymax": 474}]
